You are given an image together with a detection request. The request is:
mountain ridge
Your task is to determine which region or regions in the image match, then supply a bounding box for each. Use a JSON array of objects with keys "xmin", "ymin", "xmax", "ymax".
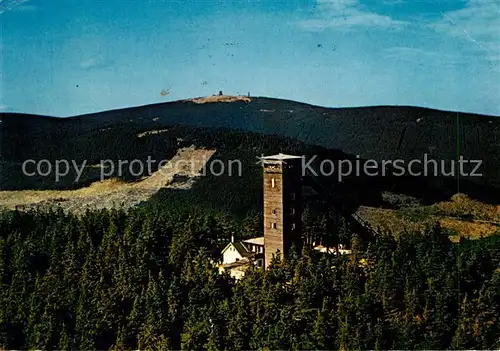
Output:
[
  {"xmin": 3, "ymin": 96, "xmax": 499, "ymax": 120},
  {"xmin": 1, "ymin": 96, "xmax": 499, "ymax": 195}
]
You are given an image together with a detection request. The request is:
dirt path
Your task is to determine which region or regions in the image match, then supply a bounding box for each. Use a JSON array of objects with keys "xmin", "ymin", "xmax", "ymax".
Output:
[{"xmin": 0, "ymin": 147, "xmax": 216, "ymax": 214}]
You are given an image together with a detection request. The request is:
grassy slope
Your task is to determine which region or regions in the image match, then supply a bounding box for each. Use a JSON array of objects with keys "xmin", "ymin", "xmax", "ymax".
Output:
[{"xmin": 356, "ymin": 193, "xmax": 500, "ymax": 241}]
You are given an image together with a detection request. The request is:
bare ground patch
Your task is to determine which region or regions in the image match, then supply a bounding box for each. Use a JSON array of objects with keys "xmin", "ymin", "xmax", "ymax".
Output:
[
  {"xmin": 0, "ymin": 147, "xmax": 216, "ymax": 214},
  {"xmin": 188, "ymin": 95, "xmax": 251, "ymax": 104},
  {"xmin": 136, "ymin": 129, "xmax": 170, "ymax": 138}
]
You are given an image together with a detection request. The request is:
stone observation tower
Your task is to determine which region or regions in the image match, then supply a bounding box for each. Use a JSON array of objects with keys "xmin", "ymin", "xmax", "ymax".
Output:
[
  {"xmin": 261, "ymin": 153, "xmax": 304, "ymax": 268},
  {"xmin": 218, "ymin": 153, "xmax": 353, "ymax": 280}
]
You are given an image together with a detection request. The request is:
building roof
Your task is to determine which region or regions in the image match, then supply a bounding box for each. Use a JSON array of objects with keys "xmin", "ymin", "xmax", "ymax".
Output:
[
  {"xmin": 242, "ymin": 237, "xmax": 264, "ymax": 246},
  {"xmin": 313, "ymin": 245, "xmax": 335, "ymax": 254},
  {"xmin": 313, "ymin": 245, "xmax": 352, "ymax": 255},
  {"xmin": 221, "ymin": 241, "xmax": 253, "ymax": 258},
  {"xmin": 233, "ymin": 242, "xmax": 253, "ymax": 257},
  {"xmin": 221, "ymin": 259, "xmax": 251, "ymax": 269},
  {"xmin": 261, "ymin": 153, "xmax": 303, "ymax": 161}
]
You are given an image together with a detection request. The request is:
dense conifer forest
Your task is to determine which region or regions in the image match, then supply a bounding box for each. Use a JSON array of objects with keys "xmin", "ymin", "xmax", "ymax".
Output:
[
  {"xmin": 1, "ymin": 204, "xmax": 498, "ymax": 350},
  {"xmin": 3, "ymin": 0, "xmax": 500, "ymax": 347},
  {"xmin": 1, "ymin": 101, "xmax": 499, "ymax": 350}
]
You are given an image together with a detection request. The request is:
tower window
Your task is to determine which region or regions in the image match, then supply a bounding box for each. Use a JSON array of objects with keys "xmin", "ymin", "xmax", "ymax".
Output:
[
  {"xmin": 291, "ymin": 208, "xmax": 295, "ymax": 215},
  {"xmin": 291, "ymin": 223, "xmax": 296, "ymax": 230},
  {"xmin": 271, "ymin": 178, "xmax": 275, "ymax": 188},
  {"xmin": 271, "ymin": 222, "xmax": 277, "ymax": 229},
  {"xmin": 272, "ymin": 209, "xmax": 277, "ymax": 215}
]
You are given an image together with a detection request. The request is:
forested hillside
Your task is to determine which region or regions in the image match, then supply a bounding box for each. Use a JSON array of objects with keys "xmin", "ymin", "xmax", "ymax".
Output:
[
  {"xmin": 1, "ymin": 97, "xmax": 499, "ymax": 350},
  {"xmin": 2, "ymin": 120, "xmax": 466, "ymax": 216},
  {"xmin": 2, "ymin": 97, "xmax": 499, "ymax": 196},
  {"xmin": 0, "ymin": 206, "xmax": 498, "ymax": 350}
]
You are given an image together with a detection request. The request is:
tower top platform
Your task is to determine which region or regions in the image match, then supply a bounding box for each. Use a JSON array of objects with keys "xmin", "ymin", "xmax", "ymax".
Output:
[{"xmin": 261, "ymin": 153, "xmax": 303, "ymax": 161}]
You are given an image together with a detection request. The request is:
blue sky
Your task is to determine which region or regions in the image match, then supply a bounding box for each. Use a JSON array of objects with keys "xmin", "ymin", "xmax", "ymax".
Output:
[{"xmin": 2, "ymin": 0, "xmax": 499, "ymax": 117}]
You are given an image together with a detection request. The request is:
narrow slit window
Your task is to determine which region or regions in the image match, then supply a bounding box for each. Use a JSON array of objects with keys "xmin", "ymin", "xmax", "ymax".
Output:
[
  {"xmin": 271, "ymin": 222, "xmax": 277, "ymax": 229},
  {"xmin": 271, "ymin": 178, "xmax": 275, "ymax": 188}
]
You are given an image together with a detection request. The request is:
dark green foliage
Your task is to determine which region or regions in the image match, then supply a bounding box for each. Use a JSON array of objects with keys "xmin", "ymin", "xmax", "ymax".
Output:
[
  {"xmin": 0, "ymin": 206, "xmax": 498, "ymax": 350},
  {"xmin": 2, "ymin": 98, "xmax": 500, "ymax": 201}
]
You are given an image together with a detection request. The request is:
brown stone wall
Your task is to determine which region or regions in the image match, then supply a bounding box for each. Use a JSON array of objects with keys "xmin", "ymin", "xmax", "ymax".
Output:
[
  {"xmin": 282, "ymin": 159, "xmax": 303, "ymax": 257},
  {"xmin": 263, "ymin": 164, "xmax": 284, "ymax": 268}
]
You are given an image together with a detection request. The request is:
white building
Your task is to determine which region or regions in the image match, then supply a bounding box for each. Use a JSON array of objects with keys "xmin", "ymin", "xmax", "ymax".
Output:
[
  {"xmin": 218, "ymin": 236, "xmax": 351, "ymax": 280},
  {"xmin": 218, "ymin": 237, "xmax": 265, "ymax": 279}
]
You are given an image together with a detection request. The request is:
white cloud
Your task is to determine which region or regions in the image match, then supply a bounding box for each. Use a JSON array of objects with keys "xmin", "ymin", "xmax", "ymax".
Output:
[
  {"xmin": 13, "ymin": 4, "xmax": 36, "ymax": 11},
  {"xmin": 382, "ymin": 46, "xmax": 467, "ymax": 66},
  {"xmin": 381, "ymin": 0, "xmax": 404, "ymax": 4},
  {"xmin": 79, "ymin": 55, "xmax": 112, "ymax": 70},
  {"xmin": 0, "ymin": 0, "xmax": 31, "ymax": 14},
  {"xmin": 429, "ymin": 0, "xmax": 500, "ymax": 63},
  {"xmin": 299, "ymin": 0, "xmax": 407, "ymax": 30}
]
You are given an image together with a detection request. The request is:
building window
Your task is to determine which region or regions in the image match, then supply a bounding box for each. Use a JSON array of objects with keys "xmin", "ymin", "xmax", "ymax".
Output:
[
  {"xmin": 271, "ymin": 178, "xmax": 275, "ymax": 188},
  {"xmin": 272, "ymin": 209, "xmax": 277, "ymax": 215},
  {"xmin": 271, "ymin": 222, "xmax": 277, "ymax": 229},
  {"xmin": 291, "ymin": 208, "xmax": 295, "ymax": 215}
]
